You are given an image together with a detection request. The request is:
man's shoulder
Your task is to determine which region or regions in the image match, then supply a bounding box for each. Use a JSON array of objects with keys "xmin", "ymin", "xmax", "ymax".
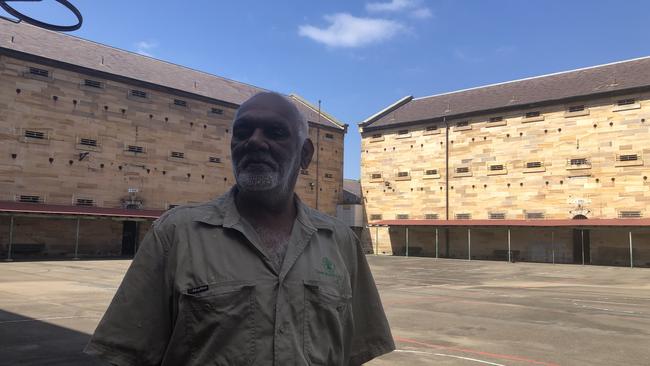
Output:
[
  {"xmin": 153, "ymin": 195, "xmax": 227, "ymax": 230},
  {"xmin": 303, "ymin": 205, "xmax": 357, "ymax": 242}
]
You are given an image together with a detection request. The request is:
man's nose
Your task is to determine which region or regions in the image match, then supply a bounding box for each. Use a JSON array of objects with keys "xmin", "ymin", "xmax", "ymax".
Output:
[{"xmin": 245, "ymin": 128, "xmax": 269, "ymax": 150}]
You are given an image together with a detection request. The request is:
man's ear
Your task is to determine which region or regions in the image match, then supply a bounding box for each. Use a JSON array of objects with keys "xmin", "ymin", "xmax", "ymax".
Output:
[{"xmin": 300, "ymin": 138, "xmax": 314, "ymax": 169}]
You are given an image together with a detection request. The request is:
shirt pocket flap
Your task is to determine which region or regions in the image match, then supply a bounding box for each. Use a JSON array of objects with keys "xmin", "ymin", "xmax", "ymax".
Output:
[{"xmin": 303, "ymin": 279, "xmax": 351, "ymax": 305}]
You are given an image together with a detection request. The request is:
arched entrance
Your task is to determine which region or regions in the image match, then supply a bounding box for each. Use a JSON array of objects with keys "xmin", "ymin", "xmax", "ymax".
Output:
[{"xmin": 572, "ymin": 215, "xmax": 590, "ymax": 264}]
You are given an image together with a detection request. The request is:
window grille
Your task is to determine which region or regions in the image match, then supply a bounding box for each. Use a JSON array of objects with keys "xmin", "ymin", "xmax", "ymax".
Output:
[
  {"xmin": 173, "ymin": 99, "xmax": 188, "ymax": 107},
  {"xmin": 324, "ymin": 133, "xmax": 334, "ymax": 139},
  {"xmin": 425, "ymin": 169, "xmax": 438, "ymax": 175},
  {"xmin": 29, "ymin": 67, "xmax": 49, "ymax": 77},
  {"xmin": 568, "ymin": 105, "xmax": 585, "ymax": 112},
  {"xmin": 19, "ymin": 195, "xmax": 41, "ymax": 203},
  {"xmin": 455, "ymin": 213, "xmax": 471, "ymax": 220},
  {"xmin": 208, "ymin": 156, "xmax": 221, "ymax": 163},
  {"xmin": 210, "ymin": 107, "xmax": 224, "ymax": 115},
  {"xmin": 617, "ymin": 154, "xmax": 639, "ymax": 162},
  {"xmin": 525, "ymin": 111, "xmax": 540, "ymax": 118},
  {"xmin": 397, "ymin": 172, "xmax": 409, "ymax": 177},
  {"xmin": 526, "ymin": 161, "xmax": 542, "ymax": 169},
  {"xmin": 617, "ymin": 99, "xmax": 635, "ymax": 106},
  {"xmin": 370, "ymin": 214, "xmax": 383, "ymax": 220},
  {"xmin": 371, "ymin": 173, "xmax": 382, "ymax": 179},
  {"xmin": 489, "ymin": 212, "xmax": 506, "ymax": 220},
  {"xmin": 130, "ymin": 89, "xmax": 147, "ymax": 98},
  {"xmin": 425, "ymin": 214, "xmax": 439, "ymax": 219},
  {"xmin": 75, "ymin": 198, "xmax": 94, "ymax": 206},
  {"xmin": 489, "ymin": 164, "xmax": 504, "ymax": 171},
  {"xmin": 127, "ymin": 145, "xmax": 144, "ymax": 154},
  {"xmin": 396, "ymin": 214, "xmax": 409, "ymax": 219},
  {"xmin": 526, "ymin": 212, "xmax": 545, "ymax": 219},
  {"xmin": 456, "ymin": 167, "xmax": 470, "ymax": 173},
  {"xmin": 84, "ymin": 79, "xmax": 102, "ymax": 88},
  {"xmin": 569, "ymin": 158, "xmax": 589, "ymax": 166},
  {"xmin": 170, "ymin": 151, "xmax": 185, "ymax": 159},
  {"xmin": 79, "ymin": 138, "xmax": 98, "ymax": 147},
  {"xmin": 619, "ymin": 211, "xmax": 642, "ymax": 218},
  {"xmin": 24, "ymin": 130, "xmax": 45, "ymax": 139}
]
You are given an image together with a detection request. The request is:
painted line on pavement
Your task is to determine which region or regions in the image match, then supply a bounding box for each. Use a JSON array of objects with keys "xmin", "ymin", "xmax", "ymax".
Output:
[
  {"xmin": 0, "ymin": 315, "xmax": 99, "ymax": 324},
  {"xmin": 396, "ymin": 349, "xmax": 506, "ymax": 366}
]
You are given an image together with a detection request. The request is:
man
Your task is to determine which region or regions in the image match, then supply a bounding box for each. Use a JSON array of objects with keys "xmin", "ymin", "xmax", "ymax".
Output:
[{"xmin": 85, "ymin": 92, "xmax": 394, "ymax": 365}]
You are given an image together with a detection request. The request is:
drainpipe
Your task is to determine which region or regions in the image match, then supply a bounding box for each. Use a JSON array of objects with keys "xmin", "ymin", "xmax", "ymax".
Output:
[
  {"xmin": 316, "ymin": 101, "xmax": 321, "ymax": 210},
  {"xmin": 444, "ymin": 116, "xmax": 450, "ymax": 257}
]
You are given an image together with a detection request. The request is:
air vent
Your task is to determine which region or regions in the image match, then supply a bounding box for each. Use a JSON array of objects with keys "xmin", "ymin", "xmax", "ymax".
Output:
[
  {"xmin": 371, "ymin": 173, "xmax": 382, "ymax": 179},
  {"xmin": 371, "ymin": 133, "xmax": 382, "ymax": 139},
  {"xmin": 173, "ymin": 99, "xmax": 188, "ymax": 107},
  {"xmin": 324, "ymin": 133, "xmax": 334, "ymax": 139},
  {"xmin": 489, "ymin": 212, "xmax": 506, "ymax": 220},
  {"xmin": 208, "ymin": 156, "xmax": 221, "ymax": 163},
  {"xmin": 130, "ymin": 89, "xmax": 147, "ymax": 98},
  {"xmin": 18, "ymin": 195, "xmax": 41, "ymax": 203},
  {"xmin": 619, "ymin": 211, "xmax": 642, "ymax": 218},
  {"xmin": 568, "ymin": 105, "xmax": 585, "ymax": 112},
  {"xmin": 84, "ymin": 79, "xmax": 102, "ymax": 88},
  {"xmin": 489, "ymin": 116, "xmax": 503, "ymax": 122},
  {"xmin": 75, "ymin": 198, "xmax": 95, "ymax": 206},
  {"xmin": 525, "ymin": 111, "xmax": 540, "ymax": 118},
  {"xmin": 525, "ymin": 212, "xmax": 545, "ymax": 220},
  {"xmin": 526, "ymin": 161, "xmax": 542, "ymax": 169},
  {"xmin": 24, "ymin": 130, "xmax": 45, "ymax": 139},
  {"xmin": 569, "ymin": 158, "xmax": 589, "ymax": 166},
  {"xmin": 170, "ymin": 151, "xmax": 185, "ymax": 159},
  {"xmin": 127, "ymin": 145, "xmax": 144, "ymax": 154},
  {"xmin": 396, "ymin": 214, "xmax": 409, "ymax": 219},
  {"xmin": 456, "ymin": 167, "xmax": 470, "ymax": 174},
  {"xmin": 370, "ymin": 214, "xmax": 383, "ymax": 220},
  {"xmin": 425, "ymin": 214, "xmax": 439, "ymax": 219},
  {"xmin": 79, "ymin": 138, "xmax": 98, "ymax": 147},
  {"xmin": 324, "ymin": 173, "xmax": 333, "ymax": 179},
  {"xmin": 617, "ymin": 98, "xmax": 635, "ymax": 106},
  {"xmin": 455, "ymin": 213, "xmax": 471, "ymax": 220},
  {"xmin": 398, "ymin": 129, "xmax": 409, "ymax": 135},
  {"xmin": 426, "ymin": 126, "xmax": 438, "ymax": 131},
  {"xmin": 489, "ymin": 164, "xmax": 505, "ymax": 171},
  {"xmin": 29, "ymin": 67, "xmax": 49, "ymax": 78},
  {"xmin": 617, "ymin": 154, "xmax": 639, "ymax": 162},
  {"xmin": 456, "ymin": 121, "xmax": 469, "ymax": 127},
  {"xmin": 397, "ymin": 171, "xmax": 409, "ymax": 177},
  {"xmin": 210, "ymin": 107, "xmax": 224, "ymax": 115},
  {"xmin": 425, "ymin": 169, "xmax": 438, "ymax": 175}
]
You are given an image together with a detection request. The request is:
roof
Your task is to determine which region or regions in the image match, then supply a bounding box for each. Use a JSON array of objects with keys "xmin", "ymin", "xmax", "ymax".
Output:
[
  {"xmin": 0, "ymin": 201, "xmax": 164, "ymax": 220},
  {"xmin": 0, "ymin": 20, "xmax": 344, "ymax": 130},
  {"xmin": 340, "ymin": 179, "xmax": 362, "ymax": 204},
  {"xmin": 370, "ymin": 219, "xmax": 650, "ymax": 228},
  {"xmin": 361, "ymin": 56, "xmax": 650, "ymax": 130}
]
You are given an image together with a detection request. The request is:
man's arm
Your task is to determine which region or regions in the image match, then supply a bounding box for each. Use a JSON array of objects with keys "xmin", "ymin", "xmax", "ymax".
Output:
[{"xmin": 84, "ymin": 223, "xmax": 173, "ymax": 366}]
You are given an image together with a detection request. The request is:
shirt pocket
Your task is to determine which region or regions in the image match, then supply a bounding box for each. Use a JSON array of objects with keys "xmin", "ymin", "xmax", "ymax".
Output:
[
  {"xmin": 303, "ymin": 279, "xmax": 352, "ymax": 366},
  {"xmin": 182, "ymin": 281, "xmax": 256, "ymax": 366}
]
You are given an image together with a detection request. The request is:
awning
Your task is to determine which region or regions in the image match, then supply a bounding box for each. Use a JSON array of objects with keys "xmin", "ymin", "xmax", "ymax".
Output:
[
  {"xmin": 370, "ymin": 219, "xmax": 650, "ymax": 227},
  {"xmin": 0, "ymin": 201, "xmax": 164, "ymax": 220}
]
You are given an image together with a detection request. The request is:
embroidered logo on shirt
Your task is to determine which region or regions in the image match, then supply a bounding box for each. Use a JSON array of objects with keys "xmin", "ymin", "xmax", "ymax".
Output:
[
  {"xmin": 322, "ymin": 257, "xmax": 335, "ymax": 275},
  {"xmin": 187, "ymin": 285, "xmax": 209, "ymax": 294}
]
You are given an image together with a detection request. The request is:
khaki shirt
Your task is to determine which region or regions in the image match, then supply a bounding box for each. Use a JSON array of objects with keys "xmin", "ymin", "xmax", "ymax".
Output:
[{"xmin": 85, "ymin": 188, "xmax": 394, "ymax": 365}]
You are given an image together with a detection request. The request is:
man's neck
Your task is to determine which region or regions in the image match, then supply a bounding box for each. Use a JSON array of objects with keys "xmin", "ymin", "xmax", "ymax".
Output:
[{"xmin": 234, "ymin": 187, "xmax": 297, "ymax": 234}]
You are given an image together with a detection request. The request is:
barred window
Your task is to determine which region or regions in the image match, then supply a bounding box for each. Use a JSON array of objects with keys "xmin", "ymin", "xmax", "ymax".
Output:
[
  {"xmin": 75, "ymin": 198, "xmax": 95, "ymax": 206},
  {"xmin": 426, "ymin": 126, "xmax": 438, "ymax": 131},
  {"xmin": 568, "ymin": 105, "xmax": 585, "ymax": 112},
  {"xmin": 79, "ymin": 138, "xmax": 98, "ymax": 147},
  {"xmin": 396, "ymin": 214, "xmax": 409, "ymax": 219},
  {"xmin": 210, "ymin": 107, "xmax": 224, "ymax": 115},
  {"xmin": 372, "ymin": 133, "xmax": 382, "ymax": 139},
  {"xmin": 489, "ymin": 164, "xmax": 505, "ymax": 171},
  {"xmin": 324, "ymin": 173, "xmax": 333, "ymax": 179},
  {"xmin": 127, "ymin": 145, "xmax": 144, "ymax": 154},
  {"xmin": 24, "ymin": 130, "xmax": 45, "ymax": 139},
  {"xmin": 617, "ymin": 98, "xmax": 635, "ymax": 106},
  {"xmin": 208, "ymin": 156, "xmax": 221, "ymax": 163},
  {"xmin": 525, "ymin": 111, "xmax": 540, "ymax": 118},
  {"xmin": 456, "ymin": 167, "xmax": 470, "ymax": 173},
  {"xmin": 371, "ymin": 173, "xmax": 382, "ymax": 179},
  {"xmin": 18, "ymin": 195, "xmax": 41, "ymax": 203},
  {"xmin": 130, "ymin": 89, "xmax": 147, "ymax": 98},
  {"xmin": 324, "ymin": 133, "xmax": 334, "ymax": 139},
  {"xmin": 569, "ymin": 158, "xmax": 589, "ymax": 166},
  {"xmin": 526, "ymin": 212, "xmax": 545, "ymax": 219},
  {"xmin": 397, "ymin": 171, "xmax": 409, "ymax": 177},
  {"xmin": 456, "ymin": 121, "xmax": 469, "ymax": 127},
  {"xmin": 489, "ymin": 212, "xmax": 506, "ymax": 220},
  {"xmin": 29, "ymin": 67, "xmax": 49, "ymax": 77},
  {"xmin": 370, "ymin": 214, "xmax": 383, "ymax": 220},
  {"xmin": 489, "ymin": 116, "xmax": 503, "ymax": 122},
  {"xmin": 171, "ymin": 151, "xmax": 185, "ymax": 159},
  {"xmin": 617, "ymin": 154, "xmax": 639, "ymax": 162},
  {"xmin": 173, "ymin": 99, "xmax": 188, "ymax": 107},
  {"xmin": 84, "ymin": 79, "xmax": 102, "ymax": 88},
  {"xmin": 425, "ymin": 214, "xmax": 439, "ymax": 219},
  {"xmin": 619, "ymin": 211, "xmax": 642, "ymax": 218},
  {"xmin": 526, "ymin": 161, "xmax": 542, "ymax": 169},
  {"xmin": 455, "ymin": 213, "xmax": 471, "ymax": 220},
  {"xmin": 425, "ymin": 169, "xmax": 438, "ymax": 175}
]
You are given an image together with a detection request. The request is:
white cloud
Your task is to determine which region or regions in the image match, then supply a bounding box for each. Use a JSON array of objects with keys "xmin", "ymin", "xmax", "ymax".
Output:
[
  {"xmin": 366, "ymin": 0, "xmax": 414, "ymax": 12},
  {"xmin": 135, "ymin": 41, "xmax": 158, "ymax": 57},
  {"xmin": 298, "ymin": 13, "xmax": 404, "ymax": 48},
  {"xmin": 410, "ymin": 7, "xmax": 433, "ymax": 19}
]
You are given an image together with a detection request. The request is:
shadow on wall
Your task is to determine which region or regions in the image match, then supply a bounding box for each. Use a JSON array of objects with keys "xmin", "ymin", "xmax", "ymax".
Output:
[{"xmin": 0, "ymin": 309, "xmax": 107, "ymax": 366}]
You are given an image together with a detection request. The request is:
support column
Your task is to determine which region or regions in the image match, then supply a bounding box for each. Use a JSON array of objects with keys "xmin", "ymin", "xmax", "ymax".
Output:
[
  {"xmin": 629, "ymin": 231, "xmax": 634, "ymax": 268},
  {"xmin": 405, "ymin": 227, "xmax": 409, "ymax": 257},
  {"xmin": 73, "ymin": 218, "xmax": 80, "ymax": 260},
  {"xmin": 551, "ymin": 230, "xmax": 555, "ymax": 264},
  {"xmin": 435, "ymin": 228, "xmax": 439, "ymax": 259},
  {"xmin": 375, "ymin": 226, "xmax": 379, "ymax": 256},
  {"xmin": 507, "ymin": 228, "xmax": 511, "ymax": 263},
  {"xmin": 581, "ymin": 229, "xmax": 585, "ymax": 265},
  {"xmin": 5, "ymin": 216, "xmax": 14, "ymax": 262},
  {"xmin": 467, "ymin": 228, "xmax": 471, "ymax": 260}
]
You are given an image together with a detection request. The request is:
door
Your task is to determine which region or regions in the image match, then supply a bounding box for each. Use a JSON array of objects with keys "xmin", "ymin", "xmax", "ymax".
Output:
[
  {"xmin": 121, "ymin": 221, "xmax": 137, "ymax": 256},
  {"xmin": 572, "ymin": 229, "xmax": 591, "ymax": 264}
]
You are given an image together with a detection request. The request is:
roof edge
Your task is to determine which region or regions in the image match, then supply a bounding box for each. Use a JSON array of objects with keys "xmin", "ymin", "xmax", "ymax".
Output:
[
  {"xmin": 288, "ymin": 93, "xmax": 346, "ymax": 129},
  {"xmin": 359, "ymin": 95, "xmax": 413, "ymax": 128}
]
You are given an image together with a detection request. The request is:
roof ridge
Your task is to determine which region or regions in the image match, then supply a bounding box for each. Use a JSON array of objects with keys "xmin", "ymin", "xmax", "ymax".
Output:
[
  {"xmin": 413, "ymin": 55, "xmax": 650, "ymax": 101},
  {"xmin": 288, "ymin": 93, "xmax": 346, "ymax": 128},
  {"xmin": 359, "ymin": 95, "xmax": 413, "ymax": 127}
]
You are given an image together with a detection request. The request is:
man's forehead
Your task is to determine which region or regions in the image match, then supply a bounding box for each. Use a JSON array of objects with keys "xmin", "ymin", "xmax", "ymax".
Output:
[{"xmin": 236, "ymin": 93, "xmax": 299, "ymax": 123}]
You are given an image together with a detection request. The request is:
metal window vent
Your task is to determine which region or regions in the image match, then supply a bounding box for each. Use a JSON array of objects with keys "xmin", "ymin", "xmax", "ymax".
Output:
[
  {"xmin": 397, "ymin": 171, "xmax": 409, "ymax": 177},
  {"xmin": 29, "ymin": 67, "xmax": 49, "ymax": 78},
  {"xmin": 324, "ymin": 133, "xmax": 334, "ymax": 139},
  {"xmin": 617, "ymin": 99, "xmax": 635, "ymax": 106},
  {"xmin": 568, "ymin": 105, "xmax": 585, "ymax": 112},
  {"xmin": 489, "ymin": 116, "xmax": 503, "ymax": 122},
  {"xmin": 130, "ymin": 89, "xmax": 147, "ymax": 98},
  {"xmin": 526, "ymin": 212, "xmax": 545, "ymax": 219},
  {"xmin": 370, "ymin": 214, "xmax": 383, "ymax": 220},
  {"xmin": 455, "ymin": 213, "xmax": 471, "ymax": 220},
  {"xmin": 618, "ymin": 154, "xmax": 639, "ymax": 162},
  {"xmin": 324, "ymin": 173, "xmax": 333, "ymax": 179},
  {"xmin": 173, "ymin": 99, "xmax": 188, "ymax": 107},
  {"xmin": 371, "ymin": 173, "xmax": 382, "ymax": 179},
  {"xmin": 127, "ymin": 145, "xmax": 144, "ymax": 154},
  {"xmin": 426, "ymin": 126, "xmax": 438, "ymax": 131},
  {"xmin": 525, "ymin": 111, "xmax": 540, "ymax": 118},
  {"xmin": 489, "ymin": 212, "xmax": 506, "ymax": 220},
  {"xmin": 526, "ymin": 161, "xmax": 542, "ymax": 169},
  {"xmin": 372, "ymin": 133, "xmax": 382, "ymax": 139},
  {"xmin": 425, "ymin": 214, "xmax": 439, "ymax": 219},
  {"xmin": 75, "ymin": 198, "xmax": 95, "ymax": 206},
  {"xmin": 569, "ymin": 158, "xmax": 589, "ymax": 166},
  {"xmin": 84, "ymin": 79, "xmax": 102, "ymax": 88},
  {"xmin": 170, "ymin": 151, "xmax": 185, "ymax": 159},
  {"xmin": 456, "ymin": 121, "xmax": 469, "ymax": 127},
  {"xmin": 456, "ymin": 167, "xmax": 470, "ymax": 173},
  {"xmin": 18, "ymin": 195, "xmax": 41, "ymax": 203},
  {"xmin": 396, "ymin": 214, "xmax": 409, "ymax": 219},
  {"xmin": 425, "ymin": 169, "xmax": 438, "ymax": 175},
  {"xmin": 210, "ymin": 107, "xmax": 224, "ymax": 115},
  {"xmin": 79, "ymin": 138, "xmax": 98, "ymax": 147},
  {"xmin": 24, "ymin": 130, "xmax": 45, "ymax": 139},
  {"xmin": 208, "ymin": 156, "xmax": 221, "ymax": 163},
  {"xmin": 398, "ymin": 129, "xmax": 409, "ymax": 135},
  {"xmin": 619, "ymin": 211, "xmax": 642, "ymax": 219},
  {"xmin": 489, "ymin": 164, "xmax": 505, "ymax": 171}
]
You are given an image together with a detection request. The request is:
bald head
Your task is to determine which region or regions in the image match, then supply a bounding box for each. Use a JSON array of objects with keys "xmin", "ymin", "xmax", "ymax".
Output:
[{"xmin": 235, "ymin": 92, "xmax": 308, "ymax": 143}]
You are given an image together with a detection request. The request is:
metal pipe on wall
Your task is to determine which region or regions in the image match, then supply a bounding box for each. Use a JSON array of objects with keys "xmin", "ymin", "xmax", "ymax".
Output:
[
  {"xmin": 405, "ymin": 227, "xmax": 409, "ymax": 257},
  {"xmin": 629, "ymin": 231, "xmax": 634, "ymax": 268},
  {"xmin": 467, "ymin": 228, "xmax": 471, "ymax": 260},
  {"xmin": 73, "ymin": 218, "xmax": 80, "ymax": 259},
  {"xmin": 435, "ymin": 228, "xmax": 439, "ymax": 259},
  {"xmin": 507, "ymin": 228, "xmax": 511, "ymax": 263},
  {"xmin": 5, "ymin": 216, "xmax": 14, "ymax": 261}
]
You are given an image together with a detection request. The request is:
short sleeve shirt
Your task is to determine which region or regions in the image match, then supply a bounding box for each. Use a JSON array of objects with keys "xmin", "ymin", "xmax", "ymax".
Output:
[{"xmin": 84, "ymin": 188, "xmax": 394, "ymax": 365}]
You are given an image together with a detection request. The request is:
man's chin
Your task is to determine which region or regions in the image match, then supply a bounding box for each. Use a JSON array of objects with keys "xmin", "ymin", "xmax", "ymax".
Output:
[{"xmin": 236, "ymin": 173, "xmax": 280, "ymax": 192}]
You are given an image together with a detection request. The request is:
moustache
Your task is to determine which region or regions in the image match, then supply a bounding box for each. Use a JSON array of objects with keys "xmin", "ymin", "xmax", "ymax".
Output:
[{"xmin": 238, "ymin": 154, "xmax": 278, "ymax": 170}]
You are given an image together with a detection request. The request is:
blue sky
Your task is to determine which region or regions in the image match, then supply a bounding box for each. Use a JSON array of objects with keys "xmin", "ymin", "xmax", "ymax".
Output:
[{"xmin": 3, "ymin": 0, "xmax": 650, "ymax": 179}]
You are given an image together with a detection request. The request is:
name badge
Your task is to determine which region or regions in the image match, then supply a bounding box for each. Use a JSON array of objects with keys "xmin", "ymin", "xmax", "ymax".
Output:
[{"xmin": 187, "ymin": 285, "xmax": 209, "ymax": 294}]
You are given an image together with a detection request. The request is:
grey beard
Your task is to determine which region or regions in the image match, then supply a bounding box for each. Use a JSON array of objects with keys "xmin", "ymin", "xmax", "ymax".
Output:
[{"xmin": 236, "ymin": 171, "xmax": 279, "ymax": 192}]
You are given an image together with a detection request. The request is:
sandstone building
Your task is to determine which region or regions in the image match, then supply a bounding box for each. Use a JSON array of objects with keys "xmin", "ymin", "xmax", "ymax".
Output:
[
  {"xmin": 360, "ymin": 57, "xmax": 650, "ymax": 267},
  {"xmin": 0, "ymin": 20, "xmax": 346, "ymax": 258}
]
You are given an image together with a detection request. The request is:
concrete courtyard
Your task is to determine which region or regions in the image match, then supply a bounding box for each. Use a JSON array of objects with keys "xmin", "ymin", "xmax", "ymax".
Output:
[{"xmin": 0, "ymin": 257, "xmax": 648, "ymax": 365}]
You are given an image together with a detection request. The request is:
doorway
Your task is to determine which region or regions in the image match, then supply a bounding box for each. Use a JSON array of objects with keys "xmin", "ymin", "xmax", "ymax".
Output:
[
  {"xmin": 572, "ymin": 229, "xmax": 591, "ymax": 264},
  {"xmin": 121, "ymin": 221, "xmax": 137, "ymax": 256}
]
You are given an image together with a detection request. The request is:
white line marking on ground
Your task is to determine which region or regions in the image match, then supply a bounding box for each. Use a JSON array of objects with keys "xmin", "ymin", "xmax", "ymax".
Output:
[
  {"xmin": 0, "ymin": 315, "xmax": 100, "ymax": 324},
  {"xmin": 395, "ymin": 349, "xmax": 507, "ymax": 366}
]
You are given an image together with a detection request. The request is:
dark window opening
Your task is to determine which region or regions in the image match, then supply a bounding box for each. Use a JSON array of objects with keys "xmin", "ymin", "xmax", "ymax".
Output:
[
  {"xmin": 324, "ymin": 133, "xmax": 334, "ymax": 139},
  {"xmin": 19, "ymin": 195, "xmax": 41, "ymax": 203},
  {"xmin": 396, "ymin": 214, "xmax": 409, "ymax": 219},
  {"xmin": 617, "ymin": 98, "xmax": 635, "ymax": 106},
  {"xmin": 425, "ymin": 214, "xmax": 439, "ymax": 219},
  {"xmin": 79, "ymin": 138, "xmax": 98, "ymax": 147},
  {"xmin": 397, "ymin": 171, "xmax": 409, "ymax": 177},
  {"xmin": 526, "ymin": 161, "xmax": 542, "ymax": 168},
  {"xmin": 171, "ymin": 151, "xmax": 185, "ymax": 159},
  {"xmin": 130, "ymin": 89, "xmax": 147, "ymax": 98},
  {"xmin": 425, "ymin": 169, "xmax": 438, "ymax": 175},
  {"xmin": 456, "ymin": 121, "xmax": 469, "ymax": 127},
  {"xmin": 426, "ymin": 126, "xmax": 438, "ymax": 131},
  {"xmin": 75, "ymin": 198, "xmax": 95, "ymax": 206},
  {"xmin": 29, "ymin": 67, "xmax": 49, "ymax": 78},
  {"xmin": 371, "ymin": 173, "xmax": 382, "ymax": 179},
  {"xmin": 489, "ymin": 212, "xmax": 506, "ymax": 220},
  {"xmin": 24, "ymin": 130, "xmax": 45, "ymax": 139},
  {"xmin": 526, "ymin": 212, "xmax": 545, "ymax": 219},
  {"xmin": 398, "ymin": 129, "xmax": 409, "ymax": 135},
  {"xmin": 324, "ymin": 173, "xmax": 334, "ymax": 179},
  {"xmin": 619, "ymin": 211, "xmax": 642, "ymax": 218},
  {"xmin": 370, "ymin": 214, "xmax": 383, "ymax": 220},
  {"xmin": 456, "ymin": 167, "xmax": 470, "ymax": 173},
  {"xmin": 127, "ymin": 145, "xmax": 144, "ymax": 154},
  {"xmin": 208, "ymin": 156, "xmax": 221, "ymax": 163},
  {"xmin": 568, "ymin": 105, "xmax": 585, "ymax": 112},
  {"xmin": 570, "ymin": 158, "xmax": 589, "ymax": 166},
  {"xmin": 173, "ymin": 99, "xmax": 188, "ymax": 107},
  {"xmin": 489, "ymin": 116, "xmax": 503, "ymax": 122},
  {"xmin": 525, "ymin": 111, "xmax": 540, "ymax": 118},
  {"xmin": 455, "ymin": 213, "xmax": 471, "ymax": 220},
  {"xmin": 489, "ymin": 164, "xmax": 504, "ymax": 171},
  {"xmin": 618, "ymin": 154, "xmax": 639, "ymax": 162},
  {"xmin": 211, "ymin": 107, "xmax": 224, "ymax": 115}
]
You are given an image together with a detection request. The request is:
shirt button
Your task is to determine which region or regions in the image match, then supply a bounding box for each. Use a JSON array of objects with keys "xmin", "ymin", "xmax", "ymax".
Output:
[{"xmin": 278, "ymin": 327, "xmax": 284, "ymax": 334}]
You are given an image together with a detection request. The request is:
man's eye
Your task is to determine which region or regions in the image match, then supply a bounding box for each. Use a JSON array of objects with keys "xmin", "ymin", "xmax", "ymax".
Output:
[
  {"xmin": 268, "ymin": 128, "xmax": 288, "ymax": 138},
  {"xmin": 233, "ymin": 128, "xmax": 251, "ymax": 139}
]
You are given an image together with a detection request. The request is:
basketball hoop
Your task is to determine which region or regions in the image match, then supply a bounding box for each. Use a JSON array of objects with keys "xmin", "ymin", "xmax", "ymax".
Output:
[{"xmin": 0, "ymin": 0, "xmax": 82, "ymax": 31}]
